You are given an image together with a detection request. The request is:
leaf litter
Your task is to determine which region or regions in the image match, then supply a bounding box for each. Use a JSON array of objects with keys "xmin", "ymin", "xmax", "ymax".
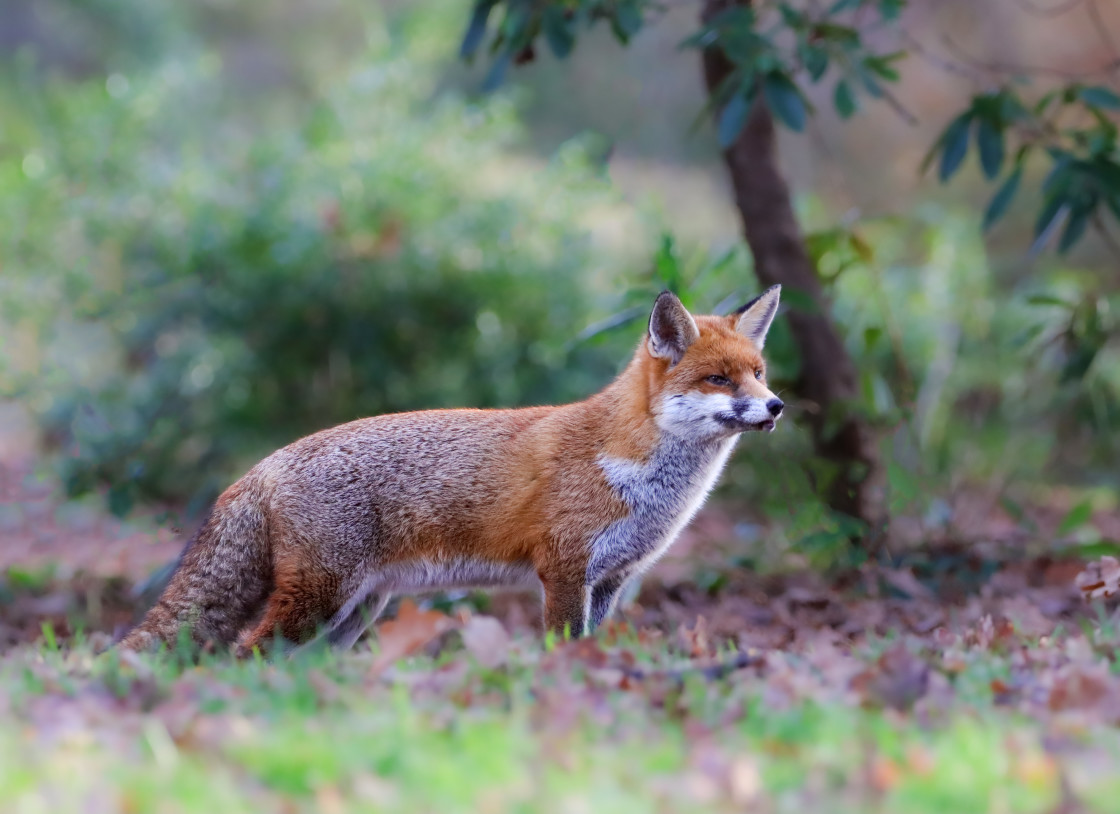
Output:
[
  {"xmin": 1, "ymin": 555, "xmax": 1119, "ymax": 810},
  {"xmin": 6, "ymin": 496, "xmax": 1120, "ymax": 813}
]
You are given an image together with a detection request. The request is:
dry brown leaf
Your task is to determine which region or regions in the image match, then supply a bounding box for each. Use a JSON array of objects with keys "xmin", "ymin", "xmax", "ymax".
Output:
[
  {"xmin": 869, "ymin": 755, "xmax": 902, "ymax": 791},
  {"xmin": 1074, "ymin": 556, "xmax": 1120, "ymax": 601},
  {"xmin": 879, "ymin": 568, "xmax": 936, "ymax": 602},
  {"xmin": 558, "ymin": 636, "xmax": 611, "ymax": 669},
  {"xmin": 851, "ymin": 642, "xmax": 929, "ymax": 712},
  {"xmin": 727, "ymin": 756, "xmax": 761, "ymax": 805},
  {"xmin": 460, "ymin": 615, "xmax": 511, "ymax": 670},
  {"xmin": 677, "ymin": 616, "xmax": 712, "ymax": 658},
  {"xmin": 1047, "ymin": 667, "xmax": 1112, "ymax": 712},
  {"xmin": 370, "ymin": 599, "xmax": 458, "ymax": 676},
  {"xmin": 968, "ymin": 614, "xmax": 1018, "ymax": 651}
]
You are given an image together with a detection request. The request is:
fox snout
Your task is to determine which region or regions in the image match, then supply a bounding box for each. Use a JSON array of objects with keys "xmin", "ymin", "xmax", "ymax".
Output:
[{"xmin": 719, "ymin": 396, "xmax": 784, "ymax": 433}]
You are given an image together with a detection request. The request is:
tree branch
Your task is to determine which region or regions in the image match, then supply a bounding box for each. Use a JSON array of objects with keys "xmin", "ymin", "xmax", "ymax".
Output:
[{"xmin": 940, "ymin": 32, "xmax": 1120, "ymax": 81}]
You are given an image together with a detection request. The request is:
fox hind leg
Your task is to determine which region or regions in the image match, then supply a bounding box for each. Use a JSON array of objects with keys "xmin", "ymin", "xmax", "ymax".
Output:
[
  {"xmin": 325, "ymin": 592, "xmax": 390, "ymax": 649},
  {"xmin": 235, "ymin": 566, "xmax": 343, "ymax": 658}
]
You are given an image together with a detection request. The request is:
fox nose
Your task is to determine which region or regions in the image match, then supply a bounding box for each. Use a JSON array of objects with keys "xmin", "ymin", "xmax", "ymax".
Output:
[{"xmin": 766, "ymin": 398, "xmax": 784, "ymax": 417}]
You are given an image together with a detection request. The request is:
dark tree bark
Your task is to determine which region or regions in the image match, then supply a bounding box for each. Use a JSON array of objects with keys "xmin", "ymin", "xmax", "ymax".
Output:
[{"xmin": 700, "ymin": 0, "xmax": 882, "ymax": 532}]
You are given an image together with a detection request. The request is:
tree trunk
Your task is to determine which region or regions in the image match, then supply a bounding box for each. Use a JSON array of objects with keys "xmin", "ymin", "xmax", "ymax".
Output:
[{"xmin": 700, "ymin": 0, "xmax": 882, "ymax": 533}]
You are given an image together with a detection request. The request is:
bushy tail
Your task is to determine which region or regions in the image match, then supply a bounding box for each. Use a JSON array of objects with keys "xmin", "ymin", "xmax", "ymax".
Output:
[{"xmin": 119, "ymin": 479, "xmax": 273, "ymax": 652}]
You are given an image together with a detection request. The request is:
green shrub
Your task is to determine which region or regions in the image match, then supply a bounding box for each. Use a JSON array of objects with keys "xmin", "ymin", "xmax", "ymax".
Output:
[{"xmin": 1, "ymin": 26, "xmax": 637, "ymax": 515}]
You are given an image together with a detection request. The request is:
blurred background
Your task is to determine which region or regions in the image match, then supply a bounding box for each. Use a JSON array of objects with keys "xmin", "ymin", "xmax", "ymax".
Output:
[{"xmin": 1, "ymin": 0, "xmax": 1118, "ymax": 598}]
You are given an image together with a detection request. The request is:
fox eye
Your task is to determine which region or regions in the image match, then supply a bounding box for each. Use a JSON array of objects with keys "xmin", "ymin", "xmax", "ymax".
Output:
[
  {"xmin": 705, "ymin": 374, "xmax": 732, "ymax": 387},
  {"xmin": 754, "ymin": 369, "xmax": 764, "ymax": 381}
]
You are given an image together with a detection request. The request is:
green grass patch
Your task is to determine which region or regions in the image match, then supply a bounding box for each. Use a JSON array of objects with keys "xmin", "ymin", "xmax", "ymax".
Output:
[{"xmin": 3, "ymin": 627, "xmax": 1120, "ymax": 814}]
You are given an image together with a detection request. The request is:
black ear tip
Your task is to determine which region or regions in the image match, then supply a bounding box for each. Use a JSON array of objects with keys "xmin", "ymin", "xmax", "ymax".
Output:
[{"xmin": 733, "ymin": 285, "xmax": 781, "ymax": 315}]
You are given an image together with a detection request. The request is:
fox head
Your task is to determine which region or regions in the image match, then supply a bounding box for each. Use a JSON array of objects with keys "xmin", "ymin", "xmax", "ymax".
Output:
[{"xmin": 644, "ymin": 286, "xmax": 784, "ymax": 440}]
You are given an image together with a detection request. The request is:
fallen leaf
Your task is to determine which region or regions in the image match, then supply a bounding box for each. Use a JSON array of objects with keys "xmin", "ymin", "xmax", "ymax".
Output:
[
  {"xmin": 728, "ymin": 756, "xmax": 761, "ymax": 804},
  {"xmin": 677, "ymin": 616, "xmax": 712, "ymax": 658},
  {"xmin": 1013, "ymin": 750, "xmax": 1058, "ymax": 787},
  {"xmin": 969, "ymin": 614, "xmax": 1018, "ymax": 651},
  {"xmin": 879, "ymin": 568, "xmax": 936, "ymax": 602},
  {"xmin": 1048, "ymin": 667, "xmax": 1112, "ymax": 712},
  {"xmin": 870, "ymin": 755, "xmax": 902, "ymax": 791},
  {"xmin": 557, "ymin": 636, "xmax": 610, "ymax": 669},
  {"xmin": 1074, "ymin": 556, "xmax": 1120, "ymax": 601},
  {"xmin": 307, "ymin": 669, "xmax": 341, "ymax": 705},
  {"xmin": 370, "ymin": 599, "xmax": 458, "ymax": 676},
  {"xmin": 851, "ymin": 642, "xmax": 929, "ymax": 712},
  {"xmin": 460, "ymin": 615, "xmax": 511, "ymax": 669}
]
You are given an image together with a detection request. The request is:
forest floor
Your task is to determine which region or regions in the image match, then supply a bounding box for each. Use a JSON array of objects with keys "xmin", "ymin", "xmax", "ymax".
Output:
[{"xmin": 3, "ymin": 439, "xmax": 1120, "ymax": 814}]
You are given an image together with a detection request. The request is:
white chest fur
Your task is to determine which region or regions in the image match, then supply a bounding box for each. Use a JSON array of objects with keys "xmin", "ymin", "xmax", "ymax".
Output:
[{"xmin": 586, "ymin": 435, "xmax": 737, "ymax": 584}]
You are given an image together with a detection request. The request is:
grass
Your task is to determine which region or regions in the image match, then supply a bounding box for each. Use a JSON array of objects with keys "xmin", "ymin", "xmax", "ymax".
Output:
[{"xmin": 3, "ymin": 610, "xmax": 1120, "ymax": 814}]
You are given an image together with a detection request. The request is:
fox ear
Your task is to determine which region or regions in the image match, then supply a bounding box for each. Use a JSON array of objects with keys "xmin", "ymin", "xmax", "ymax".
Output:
[
  {"xmin": 733, "ymin": 284, "xmax": 781, "ymax": 349},
  {"xmin": 648, "ymin": 291, "xmax": 700, "ymax": 366}
]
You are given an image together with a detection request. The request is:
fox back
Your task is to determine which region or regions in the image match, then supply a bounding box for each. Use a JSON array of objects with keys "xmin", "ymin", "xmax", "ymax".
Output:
[{"xmin": 119, "ymin": 286, "xmax": 785, "ymax": 654}]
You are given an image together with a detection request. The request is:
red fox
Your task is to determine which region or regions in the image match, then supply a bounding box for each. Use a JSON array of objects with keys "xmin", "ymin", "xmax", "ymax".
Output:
[{"xmin": 119, "ymin": 287, "xmax": 784, "ymax": 655}]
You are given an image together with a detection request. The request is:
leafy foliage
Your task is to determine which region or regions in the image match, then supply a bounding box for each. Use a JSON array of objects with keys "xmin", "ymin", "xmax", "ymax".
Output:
[
  {"xmin": 462, "ymin": 0, "xmax": 906, "ymax": 144},
  {"xmin": 925, "ymin": 84, "xmax": 1120, "ymax": 255},
  {"xmin": 461, "ymin": 0, "xmax": 1120, "ymax": 260},
  {"xmin": 1, "ymin": 35, "xmax": 633, "ymax": 514}
]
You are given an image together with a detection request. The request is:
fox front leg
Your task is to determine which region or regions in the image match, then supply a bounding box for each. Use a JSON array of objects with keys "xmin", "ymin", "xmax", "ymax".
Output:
[
  {"xmin": 589, "ymin": 572, "xmax": 629, "ymax": 632},
  {"xmin": 540, "ymin": 568, "xmax": 588, "ymax": 639}
]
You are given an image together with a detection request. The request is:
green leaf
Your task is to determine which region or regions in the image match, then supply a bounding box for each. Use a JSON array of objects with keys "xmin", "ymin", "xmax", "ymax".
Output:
[
  {"xmin": 877, "ymin": 0, "xmax": 904, "ymax": 20},
  {"xmin": 1061, "ymin": 339, "xmax": 1102, "ymax": 383},
  {"xmin": 779, "ymin": 4, "xmax": 805, "ymax": 27},
  {"xmin": 1107, "ymin": 194, "xmax": 1120, "ymax": 222},
  {"xmin": 763, "ymin": 73, "xmax": 807, "ymax": 132},
  {"xmin": 864, "ymin": 52, "xmax": 904, "ymax": 82},
  {"xmin": 1057, "ymin": 500, "xmax": 1094, "ymax": 536},
  {"xmin": 834, "ymin": 79, "xmax": 857, "ymax": 118},
  {"xmin": 1026, "ymin": 294, "xmax": 1076, "ymax": 308},
  {"xmin": 481, "ymin": 48, "xmax": 512, "ymax": 92},
  {"xmin": 813, "ymin": 21, "xmax": 860, "ymax": 47},
  {"xmin": 542, "ymin": 7, "xmax": 575, "ymax": 59},
  {"xmin": 828, "ymin": 0, "xmax": 863, "ymax": 12},
  {"xmin": 1034, "ymin": 89, "xmax": 1060, "ymax": 116},
  {"xmin": 702, "ymin": 6, "xmax": 756, "ymax": 32},
  {"xmin": 975, "ymin": 117, "xmax": 1005, "ymax": 179},
  {"xmin": 803, "ymin": 46, "xmax": 829, "ymax": 80},
  {"xmin": 718, "ymin": 90, "xmax": 754, "ymax": 148},
  {"xmin": 1042, "ymin": 152, "xmax": 1074, "ymax": 194},
  {"xmin": 1064, "ymin": 540, "xmax": 1120, "ymax": 560},
  {"xmin": 610, "ymin": 3, "xmax": 644, "ymax": 43},
  {"xmin": 1080, "ymin": 85, "xmax": 1120, "ymax": 110},
  {"xmin": 938, "ymin": 112, "xmax": 972, "ymax": 182},
  {"xmin": 1033, "ymin": 195, "xmax": 1068, "ymax": 241},
  {"xmin": 983, "ymin": 165, "xmax": 1022, "ymax": 229},
  {"xmin": 678, "ymin": 27, "xmax": 719, "ymax": 50},
  {"xmin": 859, "ymin": 68, "xmax": 884, "ymax": 98},
  {"xmin": 850, "ymin": 231, "xmax": 874, "ymax": 263},
  {"xmin": 997, "ymin": 90, "xmax": 1030, "ymax": 122},
  {"xmin": 1010, "ymin": 322, "xmax": 1046, "ymax": 349},
  {"xmin": 1059, "ymin": 204, "xmax": 1092, "ymax": 253},
  {"xmin": 999, "ymin": 495, "xmax": 1038, "ymax": 532},
  {"xmin": 460, "ymin": 0, "xmax": 497, "ymax": 60},
  {"xmin": 1093, "ymin": 156, "xmax": 1120, "ymax": 192},
  {"xmin": 108, "ymin": 484, "xmax": 134, "ymax": 518}
]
